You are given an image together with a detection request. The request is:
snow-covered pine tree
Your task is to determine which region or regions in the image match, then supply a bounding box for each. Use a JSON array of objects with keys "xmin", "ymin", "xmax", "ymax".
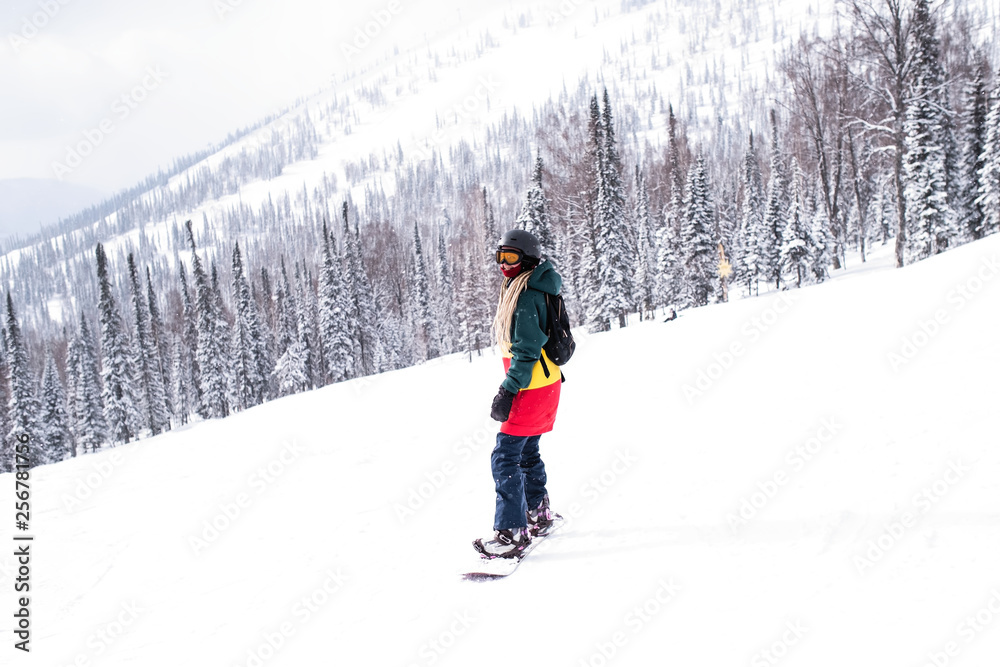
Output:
[
  {"xmin": 95, "ymin": 244, "xmax": 138, "ymax": 444},
  {"xmin": 780, "ymin": 160, "xmax": 811, "ymax": 288},
  {"xmin": 39, "ymin": 352, "xmax": 72, "ymax": 464},
  {"xmin": 185, "ymin": 221, "xmax": 226, "ymax": 419},
  {"xmin": 633, "ymin": 166, "xmax": 656, "ymax": 319},
  {"xmin": 340, "ymin": 203, "xmax": 366, "ymax": 375},
  {"xmin": 714, "ymin": 174, "xmax": 741, "ymax": 303},
  {"xmin": 230, "ymin": 242, "xmax": 267, "ymax": 410},
  {"xmin": 411, "ymin": 221, "xmax": 438, "ymax": 359},
  {"xmin": 666, "ymin": 103, "xmax": 685, "ymax": 218},
  {"xmin": 654, "ymin": 209, "xmax": 681, "ymax": 309},
  {"xmin": 177, "ymin": 264, "xmax": 200, "ymax": 421},
  {"xmin": 435, "ymin": 230, "xmax": 456, "ymax": 356},
  {"xmin": 350, "ymin": 218, "xmax": 378, "ymax": 377},
  {"xmin": 456, "ymin": 251, "xmax": 478, "ymax": 361},
  {"xmin": 958, "ymin": 55, "xmax": 990, "ymax": 241},
  {"xmin": 581, "ymin": 200, "xmax": 605, "ymax": 332},
  {"xmin": 482, "ymin": 186, "xmax": 498, "ymax": 258},
  {"xmin": 63, "ymin": 330, "xmax": 79, "ymax": 452},
  {"xmin": 382, "ymin": 306, "xmax": 410, "ymax": 372},
  {"xmin": 127, "ymin": 254, "xmax": 169, "ymax": 436},
  {"xmin": 737, "ymin": 133, "xmax": 765, "ymax": 296},
  {"xmin": 552, "ymin": 230, "xmax": 575, "ymax": 304},
  {"xmin": 254, "ymin": 269, "xmax": 278, "ymax": 401},
  {"xmin": 292, "ymin": 262, "xmax": 317, "ymax": 391},
  {"xmin": 465, "ymin": 200, "xmax": 496, "ymax": 355},
  {"xmin": 370, "ymin": 321, "xmax": 389, "ymax": 375},
  {"xmin": 273, "ymin": 260, "xmax": 308, "ymax": 396},
  {"xmin": 762, "ymin": 111, "xmax": 788, "ymax": 290},
  {"xmin": 319, "ymin": 223, "xmax": 353, "ymax": 384},
  {"xmin": 5, "ymin": 293, "xmax": 40, "ymax": 467},
  {"xmin": 516, "ymin": 152, "xmax": 554, "ymax": 261},
  {"xmin": 476, "ymin": 261, "xmax": 494, "ymax": 350},
  {"xmin": 315, "ymin": 223, "xmax": 334, "ymax": 384},
  {"xmin": 871, "ymin": 184, "xmax": 892, "ymax": 245},
  {"xmin": 681, "ymin": 154, "xmax": 717, "ymax": 307},
  {"xmin": 274, "ymin": 338, "xmax": 309, "ymax": 397},
  {"xmin": 252, "ymin": 270, "xmax": 274, "ymax": 402},
  {"xmin": 170, "ymin": 336, "xmax": 190, "ymax": 426},
  {"xmin": 145, "ymin": 267, "xmax": 172, "ymax": 418},
  {"xmin": 258, "ymin": 266, "xmax": 276, "ymax": 338},
  {"xmin": 595, "ymin": 88, "xmax": 633, "ymax": 328},
  {"xmin": 210, "ymin": 263, "xmax": 233, "ymax": 415},
  {"xmin": 654, "ymin": 107, "xmax": 686, "ymax": 311},
  {"xmin": 478, "ymin": 186, "xmax": 500, "ymax": 327},
  {"xmin": 68, "ymin": 313, "xmax": 106, "ymax": 452},
  {"xmin": 903, "ymin": 0, "xmax": 954, "ymax": 261},
  {"xmin": 582, "ymin": 94, "xmax": 608, "ymax": 331},
  {"xmin": 559, "ymin": 203, "xmax": 584, "ymax": 315},
  {"xmin": 809, "ymin": 196, "xmax": 833, "ymax": 283},
  {"xmin": 978, "ymin": 77, "xmax": 1000, "ymax": 238}
]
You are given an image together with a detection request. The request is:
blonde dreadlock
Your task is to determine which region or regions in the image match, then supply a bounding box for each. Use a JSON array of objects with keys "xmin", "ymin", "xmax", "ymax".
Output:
[{"xmin": 491, "ymin": 269, "xmax": 534, "ymax": 354}]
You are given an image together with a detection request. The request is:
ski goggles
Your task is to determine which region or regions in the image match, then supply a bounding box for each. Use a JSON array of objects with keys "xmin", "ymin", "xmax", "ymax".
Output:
[{"xmin": 495, "ymin": 248, "xmax": 524, "ymax": 265}]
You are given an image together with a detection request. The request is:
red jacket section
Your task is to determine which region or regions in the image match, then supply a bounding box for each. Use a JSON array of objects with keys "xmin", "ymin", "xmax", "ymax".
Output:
[{"xmin": 500, "ymin": 348, "xmax": 561, "ymax": 436}]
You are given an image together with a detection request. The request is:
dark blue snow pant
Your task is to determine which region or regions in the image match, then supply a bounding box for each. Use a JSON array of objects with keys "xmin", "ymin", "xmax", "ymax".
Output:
[{"xmin": 491, "ymin": 433, "xmax": 548, "ymax": 531}]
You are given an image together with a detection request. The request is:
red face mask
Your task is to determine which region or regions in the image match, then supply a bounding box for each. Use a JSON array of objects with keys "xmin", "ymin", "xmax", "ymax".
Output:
[{"xmin": 501, "ymin": 263, "xmax": 522, "ymax": 278}]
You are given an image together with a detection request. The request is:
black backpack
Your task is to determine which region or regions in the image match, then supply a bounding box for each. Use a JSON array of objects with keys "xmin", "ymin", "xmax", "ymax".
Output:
[{"xmin": 542, "ymin": 293, "xmax": 576, "ymax": 366}]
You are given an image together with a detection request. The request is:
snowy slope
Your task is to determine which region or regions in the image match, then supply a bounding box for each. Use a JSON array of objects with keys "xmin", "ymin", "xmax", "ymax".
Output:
[{"xmin": 4, "ymin": 234, "xmax": 1000, "ymax": 665}]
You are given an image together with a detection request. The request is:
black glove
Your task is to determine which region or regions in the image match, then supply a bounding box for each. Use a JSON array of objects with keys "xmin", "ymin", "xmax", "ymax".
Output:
[{"xmin": 490, "ymin": 386, "xmax": 516, "ymax": 422}]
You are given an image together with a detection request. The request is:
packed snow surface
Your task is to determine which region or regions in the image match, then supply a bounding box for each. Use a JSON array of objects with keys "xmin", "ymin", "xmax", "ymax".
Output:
[{"xmin": 4, "ymin": 235, "xmax": 1000, "ymax": 665}]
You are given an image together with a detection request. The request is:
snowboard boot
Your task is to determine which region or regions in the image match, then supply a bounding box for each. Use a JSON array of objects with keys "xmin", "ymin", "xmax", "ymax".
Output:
[
  {"xmin": 526, "ymin": 494, "xmax": 560, "ymax": 537},
  {"xmin": 473, "ymin": 527, "xmax": 531, "ymax": 559}
]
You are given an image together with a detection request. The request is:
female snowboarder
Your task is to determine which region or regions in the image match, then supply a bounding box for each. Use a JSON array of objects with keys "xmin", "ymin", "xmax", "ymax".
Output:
[{"xmin": 473, "ymin": 229, "xmax": 563, "ymax": 559}]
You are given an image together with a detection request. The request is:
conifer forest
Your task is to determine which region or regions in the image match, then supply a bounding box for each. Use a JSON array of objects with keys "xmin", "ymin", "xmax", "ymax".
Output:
[{"xmin": 2, "ymin": 0, "xmax": 998, "ymax": 469}]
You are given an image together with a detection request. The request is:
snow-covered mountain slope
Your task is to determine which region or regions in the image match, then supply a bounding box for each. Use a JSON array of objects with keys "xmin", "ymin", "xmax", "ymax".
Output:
[
  {"xmin": 4, "ymin": 233, "xmax": 999, "ymax": 665},
  {"xmin": 6, "ymin": 0, "xmax": 834, "ymax": 260}
]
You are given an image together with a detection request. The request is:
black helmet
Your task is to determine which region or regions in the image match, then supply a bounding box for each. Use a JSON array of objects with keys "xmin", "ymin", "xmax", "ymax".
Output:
[{"xmin": 497, "ymin": 229, "xmax": 541, "ymax": 261}]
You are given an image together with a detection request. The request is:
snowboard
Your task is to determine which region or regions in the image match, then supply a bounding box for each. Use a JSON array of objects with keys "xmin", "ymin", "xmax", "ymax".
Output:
[{"xmin": 463, "ymin": 516, "xmax": 565, "ymax": 580}]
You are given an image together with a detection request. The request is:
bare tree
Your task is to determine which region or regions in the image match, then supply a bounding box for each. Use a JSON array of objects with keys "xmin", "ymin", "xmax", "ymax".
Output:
[
  {"xmin": 782, "ymin": 36, "xmax": 847, "ymax": 269},
  {"xmin": 841, "ymin": 0, "xmax": 914, "ymax": 267}
]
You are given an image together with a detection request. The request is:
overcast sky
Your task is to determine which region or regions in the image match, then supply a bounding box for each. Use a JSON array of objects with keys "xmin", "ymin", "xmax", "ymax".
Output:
[{"xmin": 1, "ymin": 0, "xmax": 473, "ymax": 197}]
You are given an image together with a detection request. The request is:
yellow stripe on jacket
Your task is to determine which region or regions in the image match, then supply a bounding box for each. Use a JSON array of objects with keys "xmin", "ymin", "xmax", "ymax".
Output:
[{"xmin": 502, "ymin": 347, "xmax": 561, "ymax": 391}]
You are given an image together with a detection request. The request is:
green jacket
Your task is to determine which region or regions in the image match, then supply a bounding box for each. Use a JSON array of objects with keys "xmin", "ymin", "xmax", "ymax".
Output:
[{"xmin": 502, "ymin": 260, "xmax": 562, "ymax": 394}]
